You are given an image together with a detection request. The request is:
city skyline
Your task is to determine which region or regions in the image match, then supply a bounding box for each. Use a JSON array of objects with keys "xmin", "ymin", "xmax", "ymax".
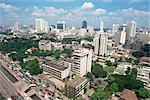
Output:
[{"xmin": 0, "ymin": 0, "xmax": 150, "ymax": 28}]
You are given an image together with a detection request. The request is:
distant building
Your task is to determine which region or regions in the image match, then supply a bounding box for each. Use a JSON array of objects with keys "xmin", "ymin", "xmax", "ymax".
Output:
[
  {"xmin": 65, "ymin": 77, "xmax": 88, "ymax": 98},
  {"xmin": 57, "ymin": 21, "xmax": 66, "ymax": 30},
  {"xmin": 128, "ymin": 20, "xmax": 137, "ymax": 38},
  {"xmin": 112, "ymin": 24, "xmax": 119, "ymax": 36},
  {"xmin": 13, "ymin": 22, "xmax": 21, "ymax": 32},
  {"xmin": 35, "ymin": 19, "xmax": 48, "ymax": 33},
  {"xmin": 82, "ymin": 21, "xmax": 87, "ymax": 29},
  {"xmin": 115, "ymin": 25, "xmax": 127, "ymax": 45}
]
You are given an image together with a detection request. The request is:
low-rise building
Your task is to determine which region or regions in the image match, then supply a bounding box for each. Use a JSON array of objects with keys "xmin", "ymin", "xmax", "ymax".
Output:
[
  {"xmin": 65, "ymin": 77, "xmax": 88, "ymax": 98},
  {"xmin": 42, "ymin": 61, "xmax": 69, "ymax": 80}
]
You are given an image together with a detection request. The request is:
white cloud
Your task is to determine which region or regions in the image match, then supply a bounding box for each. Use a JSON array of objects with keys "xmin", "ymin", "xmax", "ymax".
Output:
[
  {"xmin": 92, "ymin": 8, "xmax": 107, "ymax": 15},
  {"xmin": 0, "ymin": 3, "xmax": 17, "ymax": 11},
  {"xmin": 32, "ymin": 6, "xmax": 65, "ymax": 17},
  {"xmin": 81, "ymin": 2, "xmax": 94, "ymax": 9}
]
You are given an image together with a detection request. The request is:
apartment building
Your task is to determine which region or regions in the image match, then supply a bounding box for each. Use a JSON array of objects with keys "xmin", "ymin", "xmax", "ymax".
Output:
[{"xmin": 65, "ymin": 77, "xmax": 88, "ymax": 98}]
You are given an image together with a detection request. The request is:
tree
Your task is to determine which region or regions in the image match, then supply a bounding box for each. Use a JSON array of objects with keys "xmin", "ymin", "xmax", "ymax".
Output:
[
  {"xmin": 54, "ymin": 50, "xmax": 61, "ymax": 60},
  {"xmin": 63, "ymin": 48, "xmax": 73, "ymax": 58},
  {"xmin": 86, "ymin": 72, "xmax": 93, "ymax": 79},
  {"xmin": 90, "ymin": 89, "xmax": 109, "ymax": 100},
  {"xmin": 109, "ymin": 83, "xmax": 119, "ymax": 93},
  {"xmin": 25, "ymin": 59, "xmax": 43, "ymax": 75},
  {"xmin": 131, "ymin": 68, "xmax": 137, "ymax": 79},
  {"xmin": 105, "ymin": 60, "xmax": 113, "ymax": 66},
  {"xmin": 125, "ymin": 67, "xmax": 131, "ymax": 75},
  {"xmin": 137, "ymin": 88, "xmax": 150, "ymax": 99},
  {"xmin": 92, "ymin": 63, "xmax": 107, "ymax": 78}
]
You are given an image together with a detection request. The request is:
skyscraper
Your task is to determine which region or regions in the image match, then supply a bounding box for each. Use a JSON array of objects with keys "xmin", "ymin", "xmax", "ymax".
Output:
[
  {"xmin": 35, "ymin": 19, "xmax": 48, "ymax": 32},
  {"xmin": 94, "ymin": 33, "xmax": 108, "ymax": 56},
  {"xmin": 112, "ymin": 24, "xmax": 119, "ymax": 36},
  {"xmin": 82, "ymin": 21, "xmax": 87, "ymax": 29},
  {"xmin": 94, "ymin": 21, "xmax": 108, "ymax": 56},
  {"xmin": 128, "ymin": 20, "xmax": 137, "ymax": 38},
  {"xmin": 115, "ymin": 25, "xmax": 127, "ymax": 45},
  {"xmin": 100, "ymin": 21, "xmax": 104, "ymax": 32},
  {"xmin": 57, "ymin": 21, "xmax": 66, "ymax": 30}
]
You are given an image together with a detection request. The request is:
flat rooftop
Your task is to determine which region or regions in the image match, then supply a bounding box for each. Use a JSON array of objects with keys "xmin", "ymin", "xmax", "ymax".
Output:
[
  {"xmin": 67, "ymin": 77, "xmax": 87, "ymax": 88},
  {"xmin": 43, "ymin": 61, "xmax": 67, "ymax": 71},
  {"xmin": 0, "ymin": 63, "xmax": 18, "ymax": 83}
]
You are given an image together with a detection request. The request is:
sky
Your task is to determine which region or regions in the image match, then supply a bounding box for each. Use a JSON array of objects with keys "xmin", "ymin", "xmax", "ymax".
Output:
[{"xmin": 0, "ymin": 0, "xmax": 150, "ymax": 28}]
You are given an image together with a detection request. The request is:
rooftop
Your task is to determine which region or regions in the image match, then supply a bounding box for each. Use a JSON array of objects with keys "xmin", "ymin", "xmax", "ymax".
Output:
[
  {"xmin": 43, "ymin": 61, "xmax": 67, "ymax": 71},
  {"xmin": 67, "ymin": 77, "xmax": 87, "ymax": 88}
]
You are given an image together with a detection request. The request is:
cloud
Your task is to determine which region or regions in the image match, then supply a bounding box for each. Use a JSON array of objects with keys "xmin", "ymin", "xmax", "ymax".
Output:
[
  {"xmin": 0, "ymin": 3, "xmax": 17, "ymax": 11},
  {"xmin": 81, "ymin": 2, "xmax": 94, "ymax": 9},
  {"xmin": 108, "ymin": 7, "xmax": 150, "ymax": 17},
  {"xmin": 32, "ymin": 6, "xmax": 65, "ymax": 17}
]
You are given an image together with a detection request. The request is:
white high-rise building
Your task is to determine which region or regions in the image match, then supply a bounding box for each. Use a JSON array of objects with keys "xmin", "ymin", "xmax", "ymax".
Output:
[
  {"xmin": 112, "ymin": 24, "xmax": 119, "ymax": 36},
  {"xmin": 72, "ymin": 48, "xmax": 93, "ymax": 77},
  {"xmin": 100, "ymin": 21, "xmax": 104, "ymax": 32},
  {"xmin": 128, "ymin": 20, "xmax": 137, "ymax": 38},
  {"xmin": 115, "ymin": 26, "xmax": 126, "ymax": 45},
  {"xmin": 94, "ymin": 33, "xmax": 108, "ymax": 56},
  {"xmin": 94, "ymin": 21, "xmax": 108, "ymax": 56},
  {"xmin": 13, "ymin": 22, "xmax": 21, "ymax": 32},
  {"xmin": 35, "ymin": 19, "xmax": 48, "ymax": 32}
]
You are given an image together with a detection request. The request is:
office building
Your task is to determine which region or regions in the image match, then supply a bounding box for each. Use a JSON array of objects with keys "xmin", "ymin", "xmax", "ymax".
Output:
[
  {"xmin": 94, "ymin": 21, "xmax": 108, "ymax": 56},
  {"xmin": 128, "ymin": 20, "xmax": 137, "ymax": 38},
  {"xmin": 82, "ymin": 21, "xmax": 87, "ymax": 29},
  {"xmin": 57, "ymin": 21, "xmax": 66, "ymax": 30},
  {"xmin": 72, "ymin": 49, "xmax": 92, "ymax": 77},
  {"xmin": 115, "ymin": 25, "xmax": 127, "ymax": 45},
  {"xmin": 65, "ymin": 77, "xmax": 88, "ymax": 98},
  {"xmin": 35, "ymin": 19, "xmax": 48, "ymax": 32},
  {"xmin": 42, "ymin": 61, "xmax": 69, "ymax": 80}
]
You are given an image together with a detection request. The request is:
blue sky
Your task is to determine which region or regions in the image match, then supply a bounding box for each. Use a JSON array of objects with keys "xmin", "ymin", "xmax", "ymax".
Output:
[{"xmin": 0, "ymin": 0, "xmax": 150, "ymax": 28}]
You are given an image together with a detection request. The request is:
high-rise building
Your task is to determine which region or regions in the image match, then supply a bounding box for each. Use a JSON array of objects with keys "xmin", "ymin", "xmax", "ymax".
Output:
[
  {"xmin": 94, "ymin": 33, "xmax": 108, "ymax": 56},
  {"xmin": 72, "ymin": 48, "xmax": 92, "ymax": 77},
  {"xmin": 115, "ymin": 25, "xmax": 127, "ymax": 45},
  {"xmin": 112, "ymin": 24, "xmax": 119, "ymax": 36},
  {"xmin": 13, "ymin": 22, "xmax": 21, "ymax": 32},
  {"xmin": 100, "ymin": 21, "xmax": 104, "ymax": 32},
  {"xmin": 57, "ymin": 21, "xmax": 66, "ymax": 30},
  {"xmin": 35, "ymin": 19, "xmax": 48, "ymax": 32},
  {"xmin": 128, "ymin": 20, "xmax": 137, "ymax": 38},
  {"xmin": 82, "ymin": 21, "xmax": 87, "ymax": 29},
  {"xmin": 94, "ymin": 21, "xmax": 108, "ymax": 56}
]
